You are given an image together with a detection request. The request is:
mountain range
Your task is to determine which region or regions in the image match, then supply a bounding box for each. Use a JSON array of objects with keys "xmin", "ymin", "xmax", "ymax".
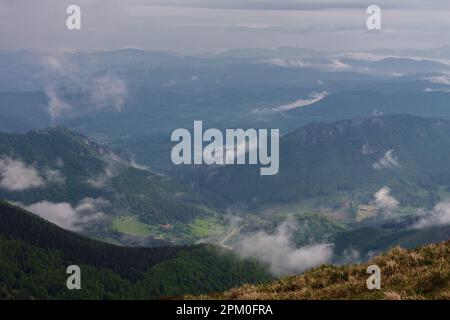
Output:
[
  {"xmin": 1, "ymin": 47, "xmax": 450, "ymax": 300},
  {"xmin": 184, "ymin": 114, "xmax": 450, "ymax": 211}
]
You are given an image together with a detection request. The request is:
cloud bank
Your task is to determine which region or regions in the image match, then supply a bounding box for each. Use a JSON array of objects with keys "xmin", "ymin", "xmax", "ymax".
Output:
[
  {"xmin": 236, "ymin": 221, "xmax": 333, "ymax": 276},
  {"xmin": 2, "ymin": 0, "xmax": 450, "ymax": 54},
  {"xmin": 22, "ymin": 198, "xmax": 108, "ymax": 231},
  {"xmin": 414, "ymin": 201, "xmax": 450, "ymax": 228},
  {"xmin": 0, "ymin": 156, "xmax": 66, "ymax": 191}
]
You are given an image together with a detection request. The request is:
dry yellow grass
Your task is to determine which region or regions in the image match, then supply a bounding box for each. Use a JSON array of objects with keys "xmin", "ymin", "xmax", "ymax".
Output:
[{"xmin": 190, "ymin": 240, "xmax": 450, "ymax": 300}]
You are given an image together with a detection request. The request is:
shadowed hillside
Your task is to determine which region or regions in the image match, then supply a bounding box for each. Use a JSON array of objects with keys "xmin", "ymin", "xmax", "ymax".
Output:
[{"xmin": 0, "ymin": 201, "xmax": 271, "ymax": 299}]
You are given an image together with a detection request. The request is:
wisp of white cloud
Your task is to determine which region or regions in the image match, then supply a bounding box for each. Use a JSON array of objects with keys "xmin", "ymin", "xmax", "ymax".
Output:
[
  {"xmin": 44, "ymin": 168, "xmax": 66, "ymax": 185},
  {"xmin": 86, "ymin": 163, "xmax": 118, "ymax": 189},
  {"xmin": 425, "ymin": 75, "xmax": 450, "ymax": 85},
  {"xmin": 45, "ymin": 87, "xmax": 73, "ymax": 121},
  {"xmin": 90, "ymin": 75, "xmax": 127, "ymax": 112},
  {"xmin": 42, "ymin": 54, "xmax": 127, "ymax": 120},
  {"xmin": 329, "ymin": 59, "xmax": 350, "ymax": 70},
  {"xmin": 372, "ymin": 149, "xmax": 399, "ymax": 170},
  {"xmin": 252, "ymin": 91, "xmax": 327, "ymax": 114},
  {"xmin": 0, "ymin": 156, "xmax": 45, "ymax": 191},
  {"xmin": 373, "ymin": 186, "xmax": 399, "ymax": 215},
  {"xmin": 261, "ymin": 58, "xmax": 310, "ymax": 68}
]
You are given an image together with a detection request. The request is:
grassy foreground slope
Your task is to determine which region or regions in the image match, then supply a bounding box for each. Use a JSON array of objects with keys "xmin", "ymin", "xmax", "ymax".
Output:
[{"xmin": 195, "ymin": 240, "xmax": 450, "ymax": 300}]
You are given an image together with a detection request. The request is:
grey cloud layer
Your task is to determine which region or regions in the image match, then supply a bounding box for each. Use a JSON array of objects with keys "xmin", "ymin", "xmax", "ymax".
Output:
[
  {"xmin": 142, "ymin": 0, "xmax": 450, "ymax": 11},
  {"xmin": 1, "ymin": 1, "xmax": 449, "ymax": 53}
]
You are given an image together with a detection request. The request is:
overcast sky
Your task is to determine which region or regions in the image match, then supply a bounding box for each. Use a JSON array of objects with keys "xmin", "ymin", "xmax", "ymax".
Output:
[{"xmin": 1, "ymin": 0, "xmax": 450, "ymax": 54}]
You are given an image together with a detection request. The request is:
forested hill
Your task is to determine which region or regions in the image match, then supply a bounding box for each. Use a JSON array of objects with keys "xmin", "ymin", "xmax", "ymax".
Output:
[
  {"xmin": 0, "ymin": 126, "xmax": 207, "ymax": 224},
  {"xmin": 188, "ymin": 114, "xmax": 450, "ymax": 208},
  {"xmin": 0, "ymin": 201, "xmax": 271, "ymax": 299}
]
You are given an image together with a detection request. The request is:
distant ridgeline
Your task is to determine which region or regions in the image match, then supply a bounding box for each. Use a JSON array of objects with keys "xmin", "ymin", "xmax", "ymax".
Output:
[{"xmin": 0, "ymin": 201, "xmax": 272, "ymax": 299}]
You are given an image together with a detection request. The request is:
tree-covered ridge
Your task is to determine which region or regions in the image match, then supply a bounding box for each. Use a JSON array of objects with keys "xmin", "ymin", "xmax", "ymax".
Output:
[
  {"xmin": 0, "ymin": 127, "xmax": 207, "ymax": 224},
  {"xmin": 0, "ymin": 201, "xmax": 272, "ymax": 299},
  {"xmin": 189, "ymin": 114, "xmax": 450, "ymax": 209}
]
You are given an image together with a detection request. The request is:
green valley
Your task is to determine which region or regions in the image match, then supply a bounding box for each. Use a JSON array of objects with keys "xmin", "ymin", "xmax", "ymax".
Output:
[{"xmin": 0, "ymin": 201, "xmax": 272, "ymax": 299}]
